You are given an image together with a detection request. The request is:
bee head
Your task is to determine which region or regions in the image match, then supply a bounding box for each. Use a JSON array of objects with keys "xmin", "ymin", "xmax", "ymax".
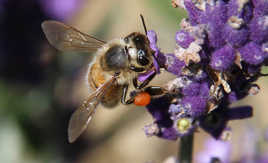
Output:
[{"xmin": 124, "ymin": 32, "xmax": 153, "ymax": 69}]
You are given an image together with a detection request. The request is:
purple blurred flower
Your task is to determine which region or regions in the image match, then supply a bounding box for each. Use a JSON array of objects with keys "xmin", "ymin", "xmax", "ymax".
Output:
[
  {"xmin": 197, "ymin": 127, "xmax": 268, "ymax": 163},
  {"xmin": 39, "ymin": 0, "xmax": 84, "ymax": 20},
  {"xmin": 196, "ymin": 138, "xmax": 231, "ymax": 163}
]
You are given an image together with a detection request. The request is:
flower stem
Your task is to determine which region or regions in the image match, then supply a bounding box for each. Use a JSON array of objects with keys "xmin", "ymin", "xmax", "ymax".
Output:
[{"xmin": 179, "ymin": 134, "xmax": 194, "ymax": 163}]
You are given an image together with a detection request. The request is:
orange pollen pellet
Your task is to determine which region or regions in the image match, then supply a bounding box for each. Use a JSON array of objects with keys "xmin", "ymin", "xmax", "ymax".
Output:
[{"xmin": 134, "ymin": 92, "xmax": 151, "ymax": 106}]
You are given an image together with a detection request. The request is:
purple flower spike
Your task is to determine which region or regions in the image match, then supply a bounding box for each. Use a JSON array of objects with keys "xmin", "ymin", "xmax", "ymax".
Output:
[
  {"xmin": 165, "ymin": 53, "xmax": 185, "ymax": 76},
  {"xmin": 239, "ymin": 42, "xmax": 266, "ymax": 65},
  {"xmin": 142, "ymin": 0, "xmax": 268, "ymax": 141},
  {"xmin": 175, "ymin": 30, "xmax": 195, "ymax": 48},
  {"xmin": 210, "ymin": 45, "xmax": 236, "ymax": 71}
]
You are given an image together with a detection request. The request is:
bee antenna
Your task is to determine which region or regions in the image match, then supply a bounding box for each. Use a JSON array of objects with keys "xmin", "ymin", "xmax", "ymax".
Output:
[{"xmin": 140, "ymin": 14, "xmax": 148, "ymax": 35}]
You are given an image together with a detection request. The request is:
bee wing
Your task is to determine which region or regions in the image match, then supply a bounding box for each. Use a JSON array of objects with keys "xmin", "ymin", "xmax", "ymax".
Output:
[
  {"xmin": 41, "ymin": 20, "xmax": 106, "ymax": 53},
  {"xmin": 68, "ymin": 77, "xmax": 117, "ymax": 143}
]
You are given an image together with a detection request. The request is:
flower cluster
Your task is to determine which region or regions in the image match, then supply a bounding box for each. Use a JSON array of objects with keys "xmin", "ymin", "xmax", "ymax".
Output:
[{"xmin": 144, "ymin": 0, "xmax": 267, "ymax": 140}]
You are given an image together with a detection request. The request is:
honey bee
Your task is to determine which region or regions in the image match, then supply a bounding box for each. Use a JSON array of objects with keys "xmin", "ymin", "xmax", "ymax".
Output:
[{"xmin": 42, "ymin": 16, "xmax": 164, "ymax": 143}]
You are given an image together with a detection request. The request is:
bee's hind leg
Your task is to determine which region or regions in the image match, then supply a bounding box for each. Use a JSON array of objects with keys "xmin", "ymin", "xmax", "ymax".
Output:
[
  {"xmin": 144, "ymin": 86, "xmax": 166, "ymax": 96},
  {"xmin": 121, "ymin": 84, "xmax": 135, "ymax": 105}
]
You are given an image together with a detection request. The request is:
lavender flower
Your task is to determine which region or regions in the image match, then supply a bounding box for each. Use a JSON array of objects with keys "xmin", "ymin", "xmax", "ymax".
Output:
[{"xmin": 143, "ymin": 0, "xmax": 267, "ymax": 140}]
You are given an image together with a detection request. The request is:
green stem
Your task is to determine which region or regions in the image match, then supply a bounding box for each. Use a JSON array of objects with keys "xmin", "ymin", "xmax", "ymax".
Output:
[{"xmin": 179, "ymin": 134, "xmax": 194, "ymax": 163}]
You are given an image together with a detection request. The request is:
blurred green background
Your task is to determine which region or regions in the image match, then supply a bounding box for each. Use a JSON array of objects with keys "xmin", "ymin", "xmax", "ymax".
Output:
[{"xmin": 0, "ymin": 0, "xmax": 267, "ymax": 163}]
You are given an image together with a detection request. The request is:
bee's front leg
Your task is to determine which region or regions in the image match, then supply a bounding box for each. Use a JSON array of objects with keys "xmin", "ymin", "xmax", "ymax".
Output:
[
  {"xmin": 121, "ymin": 84, "xmax": 135, "ymax": 105},
  {"xmin": 130, "ymin": 65, "xmax": 145, "ymax": 72},
  {"xmin": 133, "ymin": 71, "xmax": 156, "ymax": 89}
]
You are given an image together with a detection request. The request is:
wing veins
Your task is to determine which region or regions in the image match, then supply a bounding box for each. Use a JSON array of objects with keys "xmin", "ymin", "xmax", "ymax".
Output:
[{"xmin": 68, "ymin": 77, "xmax": 117, "ymax": 143}]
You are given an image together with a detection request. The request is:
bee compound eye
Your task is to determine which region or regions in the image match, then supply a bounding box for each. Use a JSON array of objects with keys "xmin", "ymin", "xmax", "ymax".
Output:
[
  {"xmin": 138, "ymin": 49, "xmax": 145, "ymax": 56},
  {"xmin": 137, "ymin": 49, "xmax": 149, "ymax": 66},
  {"xmin": 124, "ymin": 37, "xmax": 129, "ymax": 43}
]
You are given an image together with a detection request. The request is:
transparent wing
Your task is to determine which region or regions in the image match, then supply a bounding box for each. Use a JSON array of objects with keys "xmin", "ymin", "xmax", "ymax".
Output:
[
  {"xmin": 41, "ymin": 20, "xmax": 106, "ymax": 53},
  {"xmin": 68, "ymin": 77, "xmax": 117, "ymax": 143}
]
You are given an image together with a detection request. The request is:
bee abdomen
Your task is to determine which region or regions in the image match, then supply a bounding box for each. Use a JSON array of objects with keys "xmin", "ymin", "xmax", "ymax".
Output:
[{"xmin": 88, "ymin": 63, "xmax": 106, "ymax": 89}]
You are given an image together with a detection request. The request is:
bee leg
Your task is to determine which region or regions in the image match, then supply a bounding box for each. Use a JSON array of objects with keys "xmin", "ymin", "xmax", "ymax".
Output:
[
  {"xmin": 133, "ymin": 77, "xmax": 138, "ymax": 89},
  {"xmin": 121, "ymin": 84, "xmax": 134, "ymax": 105},
  {"xmin": 136, "ymin": 71, "xmax": 156, "ymax": 89},
  {"xmin": 144, "ymin": 86, "xmax": 166, "ymax": 96},
  {"xmin": 130, "ymin": 65, "xmax": 145, "ymax": 72}
]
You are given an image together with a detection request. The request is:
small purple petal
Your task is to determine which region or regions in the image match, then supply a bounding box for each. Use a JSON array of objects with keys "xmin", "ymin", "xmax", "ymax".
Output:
[
  {"xmin": 223, "ymin": 25, "xmax": 249, "ymax": 47},
  {"xmin": 155, "ymin": 52, "xmax": 167, "ymax": 68},
  {"xmin": 146, "ymin": 96, "xmax": 173, "ymax": 127},
  {"xmin": 182, "ymin": 96, "xmax": 208, "ymax": 117},
  {"xmin": 165, "ymin": 54, "xmax": 185, "ymax": 76},
  {"xmin": 153, "ymin": 56, "xmax": 160, "ymax": 73},
  {"xmin": 200, "ymin": 82, "xmax": 210, "ymax": 97},
  {"xmin": 143, "ymin": 123, "xmax": 159, "ymax": 137},
  {"xmin": 210, "ymin": 45, "xmax": 236, "ymax": 71},
  {"xmin": 249, "ymin": 16, "xmax": 268, "ymax": 43},
  {"xmin": 201, "ymin": 1, "xmax": 228, "ymax": 48},
  {"xmin": 159, "ymin": 127, "xmax": 178, "ymax": 140},
  {"xmin": 182, "ymin": 82, "xmax": 201, "ymax": 96},
  {"xmin": 169, "ymin": 104, "xmax": 181, "ymax": 115},
  {"xmin": 147, "ymin": 30, "xmax": 157, "ymax": 45},
  {"xmin": 227, "ymin": 0, "xmax": 253, "ymax": 23},
  {"xmin": 138, "ymin": 70, "xmax": 155, "ymax": 82},
  {"xmin": 199, "ymin": 106, "xmax": 229, "ymax": 139},
  {"xmin": 239, "ymin": 42, "xmax": 266, "ymax": 65},
  {"xmin": 253, "ymin": 0, "xmax": 268, "ymax": 17},
  {"xmin": 175, "ymin": 30, "xmax": 195, "ymax": 48},
  {"xmin": 225, "ymin": 106, "xmax": 253, "ymax": 120},
  {"xmin": 184, "ymin": 0, "xmax": 203, "ymax": 25}
]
